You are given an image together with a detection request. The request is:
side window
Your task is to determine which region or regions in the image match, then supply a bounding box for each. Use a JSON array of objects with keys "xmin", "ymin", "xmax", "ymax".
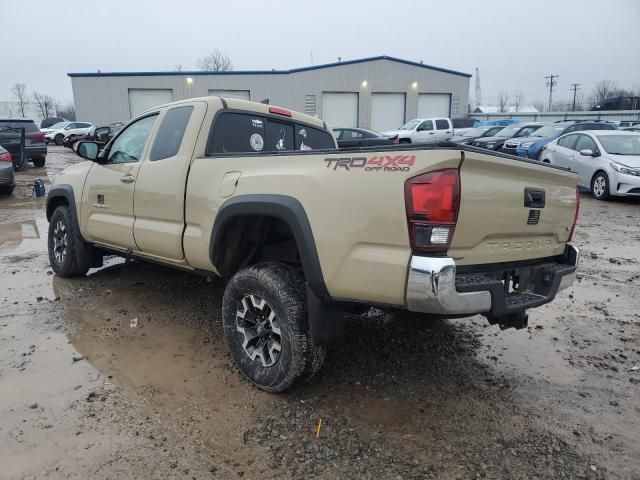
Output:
[
  {"xmin": 574, "ymin": 135, "xmax": 598, "ymax": 153},
  {"xmin": 418, "ymin": 120, "xmax": 433, "ymax": 131},
  {"xmin": 296, "ymin": 124, "xmax": 336, "ymax": 150},
  {"xmin": 333, "ymin": 130, "xmax": 344, "ymax": 140},
  {"xmin": 106, "ymin": 114, "xmax": 157, "ymax": 164},
  {"xmin": 77, "ymin": 123, "xmax": 90, "ymax": 129},
  {"xmin": 208, "ymin": 112, "xmax": 266, "ymax": 154},
  {"xmin": 435, "ymin": 119, "xmax": 450, "ymax": 130},
  {"xmin": 149, "ymin": 106, "xmax": 193, "ymax": 161},
  {"xmin": 564, "ymin": 125, "xmax": 582, "ymax": 134},
  {"xmin": 65, "ymin": 123, "xmax": 77, "ymax": 129},
  {"xmin": 558, "ymin": 134, "xmax": 579, "ymax": 150}
]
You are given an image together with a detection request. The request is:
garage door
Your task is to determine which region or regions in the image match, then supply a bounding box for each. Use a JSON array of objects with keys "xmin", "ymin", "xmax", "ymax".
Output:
[
  {"xmin": 128, "ymin": 89, "xmax": 173, "ymax": 118},
  {"xmin": 371, "ymin": 93, "xmax": 405, "ymax": 132},
  {"xmin": 208, "ymin": 90, "xmax": 250, "ymax": 101},
  {"xmin": 418, "ymin": 94, "xmax": 451, "ymax": 118},
  {"xmin": 321, "ymin": 93, "xmax": 358, "ymax": 128}
]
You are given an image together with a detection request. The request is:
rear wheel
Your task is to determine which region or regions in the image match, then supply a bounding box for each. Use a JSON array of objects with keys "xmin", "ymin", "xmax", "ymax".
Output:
[
  {"xmin": 54, "ymin": 134, "xmax": 64, "ymax": 146},
  {"xmin": 222, "ymin": 263, "xmax": 326, "ymax": 392},
  {"xmin": 591, "ymin": 172, "xmax": 610, "ymax": 200},
  {"xmin": 48, "ymin": 205, "xmax": 94, "ymax": 277},
  {"xmin": 32, "ymin": 157, "xmax": 46, "ymax": 168}
]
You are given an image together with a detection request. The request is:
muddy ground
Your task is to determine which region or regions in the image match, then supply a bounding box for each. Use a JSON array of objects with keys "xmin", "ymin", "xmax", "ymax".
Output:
[{"xmin": 1, "ymin": 147, "xmax": 639, "ymax": 479}]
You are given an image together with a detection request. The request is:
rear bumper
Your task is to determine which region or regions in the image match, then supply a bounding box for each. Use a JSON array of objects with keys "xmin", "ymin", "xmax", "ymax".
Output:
[
  {"xmin": 27, "ymin": 145, "xmax": 47, "ymax": 158},
  {"xmin": 406, "ymin": 244, "xmax": 580, "ymax": 317}
]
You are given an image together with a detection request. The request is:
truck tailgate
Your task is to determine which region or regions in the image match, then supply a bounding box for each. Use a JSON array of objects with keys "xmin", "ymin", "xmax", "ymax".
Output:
[{"xmin": 449, "ymin": 151, "xmax": 578, "ymax": 266}]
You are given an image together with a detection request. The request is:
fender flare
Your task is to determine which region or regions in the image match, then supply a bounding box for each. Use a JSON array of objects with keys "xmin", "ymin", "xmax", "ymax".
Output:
[
  {"xmin": 46, "ymin": 184, "xmax": 78, "ymax": 222},
  {"xmin": 210, "ymin": 194, "xmax": 330, "ymax": 302}
]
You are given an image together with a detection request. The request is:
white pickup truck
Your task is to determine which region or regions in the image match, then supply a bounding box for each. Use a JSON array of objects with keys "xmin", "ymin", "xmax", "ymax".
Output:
[{"xmin": 382, "ymin": 118, "xmax": 454, "ymax": 144}]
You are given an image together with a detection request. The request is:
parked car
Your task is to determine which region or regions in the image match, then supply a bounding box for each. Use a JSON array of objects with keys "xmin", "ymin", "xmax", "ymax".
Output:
[
  {"xmin": 382, "ymin": 118, "xmax": 454, "ymax": 144},
  {"xmin": 44, "ymin": 121, "xmax": 94, "ymax": 146},
  {"xmin": 501, "ymin": 121, "xmax": 617, "ymax": 160},
  {"xmin": 40, "ymin": 117, "xmax": 67, "ymax": 129},
  {"xmin": 622, "ymin": 125, "xmax": 640, "ymax": 132},
  {"xmin": 63, "ymin": 124, "xmax": 121, "ymax": 149},
  {"xmin": 618, "ymin": 121, "xmax": 640, "ymax": 128},
  {"xmin": 47, "ymin": 97, "xmax": 579, "ymax": 392},
  {"xmin": 470, "ymin": 123, "xmax": 546, "ymax": 151},
  {"xmin": 540, "ymin": 131, "xmax": 640, "ymax": 200},
  {"xmin": 0, "ymin": 118, "xmax": 47, "ymax": 169},
  {"xmin": 591, "ymin": 96, "xmax": 640, "ymax": 111},
  {"xmin": 451, "ymin": 118, "xmax": 478, "ymax": 136},
  {"xmin": 0, "ymin": 145, "xmax": 15, "ymax": 195},
  {"xmin": 333, "ymin": 127, "xmax": 398, "ymax": 148},
  {"xmin": 448, "ymin": 126, "xmax": 505, "ymax": 145}
]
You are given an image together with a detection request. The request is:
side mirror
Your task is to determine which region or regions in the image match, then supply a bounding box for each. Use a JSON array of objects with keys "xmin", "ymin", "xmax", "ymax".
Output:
[
  {"xmin": 579, "ymin": 149, "xmax": 595, "ymax": 157},
  {"xmin": 77, "ymin": 141, "xmax": 100, "ymax": 161}
]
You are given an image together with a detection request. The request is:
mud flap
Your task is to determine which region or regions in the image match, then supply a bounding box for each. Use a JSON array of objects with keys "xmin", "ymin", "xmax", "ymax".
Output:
[{"xmin": 306, "ymin": 284, "xmax": 344, "ymax": 345}]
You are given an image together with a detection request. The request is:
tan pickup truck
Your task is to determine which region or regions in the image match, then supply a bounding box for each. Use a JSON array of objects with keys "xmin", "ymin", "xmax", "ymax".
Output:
[{"xmin": 46, "ymin": 97, "xmax": 580, "ymax": 392}]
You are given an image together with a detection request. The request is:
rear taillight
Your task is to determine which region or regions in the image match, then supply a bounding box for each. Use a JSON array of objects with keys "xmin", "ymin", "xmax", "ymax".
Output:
[
  {"xmin": 33, "ymin": 132, "xmax": 46, "ymax": 143},
  {"xmin": 567, "ymin": 187, "xmax": 580, "ymax": 242},
  {"xmin": 404, "ymin": 169, "xmax": 460, "ymax": 253},
  {"xmin": 0, "ymin": 152, "xmax": 12, "ymax": 163}
]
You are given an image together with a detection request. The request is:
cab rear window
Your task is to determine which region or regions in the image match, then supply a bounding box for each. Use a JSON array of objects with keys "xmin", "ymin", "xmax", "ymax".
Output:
[
  {"xmin": 207, "ymin": 112, "xmax": 334, "ymax": 154},
  {"xmin": 0, "ymin": 120, "xmax": 38, "ymax": 133}
]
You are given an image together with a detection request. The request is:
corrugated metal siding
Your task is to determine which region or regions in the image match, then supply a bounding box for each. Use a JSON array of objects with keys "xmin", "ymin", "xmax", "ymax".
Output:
[{"xmin": 71, "ymin": 58, "xmax": 470, "ymax": 128}]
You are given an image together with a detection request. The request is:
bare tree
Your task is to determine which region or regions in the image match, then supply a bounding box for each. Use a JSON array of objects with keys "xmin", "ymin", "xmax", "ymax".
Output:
[
  {"xmin": 196, "ymin": 50, "xmax": 233, "ymax": 71},
  {"xmin": 32, "ymin": 92, "xmax": 56, "ymax": 119},
  {"xmin": 512, "ymin": 90, "xmax": 524, "ymax": 112},
  {"xmin": 497, "ymin": 91, "xmax": 510, "ymax": 112},
  {"xmin": 532, "ymin": 100, "xmax": 545, "ymax": 113},
  {"xmin": 57, "ymin": 103, "xmax": 76, "ymax": 120},
  {"xmin": 11, "ymin": 83, "xmax": 28, "ymax": 117},
  {"xmin": 590, "ymin": 80, "xmax": 619, "ymax": 106}
]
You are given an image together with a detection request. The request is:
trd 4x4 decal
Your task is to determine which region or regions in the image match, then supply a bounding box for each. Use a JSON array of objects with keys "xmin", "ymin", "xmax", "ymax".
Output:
[{"xmin": 324, "ymin": 155, "xmax": 415, "ymax": 172}]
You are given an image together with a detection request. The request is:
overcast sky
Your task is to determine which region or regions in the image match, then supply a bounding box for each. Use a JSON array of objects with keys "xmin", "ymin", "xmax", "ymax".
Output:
[{"xmin": 2, "ymin": 0, "xmax": 639, "ymax": 108}]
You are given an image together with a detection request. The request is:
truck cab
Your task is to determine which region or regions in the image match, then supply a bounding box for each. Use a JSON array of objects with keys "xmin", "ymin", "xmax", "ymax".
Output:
[{"xmin": 382, "ymin": 118, "xmax": 453, "ymax": 144}]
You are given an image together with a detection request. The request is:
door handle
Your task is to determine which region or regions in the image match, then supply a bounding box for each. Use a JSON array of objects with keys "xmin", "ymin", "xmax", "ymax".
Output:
[
  {"xmin": 429, "ymin": 132, "xmax": 434, "ymax": 134},
  {"xmin": 120, "ymin": 174, "xmax": 135, "ymax": 184}
]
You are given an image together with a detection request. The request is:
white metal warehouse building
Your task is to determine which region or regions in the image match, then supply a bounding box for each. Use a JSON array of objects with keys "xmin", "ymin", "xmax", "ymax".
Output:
[{"xmin": 69, "ymin": 56, "xmax": 471, "ymax": 130}]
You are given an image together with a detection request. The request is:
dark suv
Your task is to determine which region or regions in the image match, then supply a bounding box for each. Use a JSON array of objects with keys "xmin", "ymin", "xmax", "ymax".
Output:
[
  {"xmin": 501, "ymin": 121, "xmax": 617, "ymax": 159},
  {"xmin": 0, "ymin": 118, "xmax": 48, "ymax": 169}
]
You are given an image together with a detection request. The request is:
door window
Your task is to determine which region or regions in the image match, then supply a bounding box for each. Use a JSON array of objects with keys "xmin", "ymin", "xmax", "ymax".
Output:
[
  {"xmin": 574, "ymin": 135, "xmax": 598, "ymax": 154},
  {"xmin": 557, "ymin": 134, "xmax": 579, "ymax": 150},
  {"xmin": 418, "ymin": 120, "xmax": 433, "ymax": 131},
  {"xmin": 435, "ymin": 119, "xmax": 450, "ymax": 130},
  {"xmin": 149, "ymin": 106, "xmax": 193, "ymax": 161},
  {"xmin": 106, "ymin": 114, "xmax": 157, "ymax": 164}
]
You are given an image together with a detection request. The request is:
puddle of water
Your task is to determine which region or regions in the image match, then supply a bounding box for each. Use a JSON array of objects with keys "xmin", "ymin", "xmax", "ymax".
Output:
[{"xmin": 0, "ymin": 219, "xmax": 46, "ymax": 256}]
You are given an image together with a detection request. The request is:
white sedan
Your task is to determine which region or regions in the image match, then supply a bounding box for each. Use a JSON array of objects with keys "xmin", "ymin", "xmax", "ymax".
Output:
[{"xmin": 540, "ymin": 131, "xmax": 640, "ymax": 200}]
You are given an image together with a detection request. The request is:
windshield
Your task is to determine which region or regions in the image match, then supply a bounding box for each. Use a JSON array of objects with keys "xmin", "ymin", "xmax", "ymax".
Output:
[
  {"xmin": 49, "ymin": 122, "xmax": 69, "ymax": 130},
  {"xmin": 495, "ymin": 126, "xmax": 519, "ymax": 138},
  {"xmin": 463, "ymin": 127, "xmax": 490, "ymax": 137},
  {"xmin": 598, "ymin": 135, "xmax": 640, "ymax": 155},
  {"xmin": 398, "ymin": 120, "xmax": 420, "ymax": 130},
  {"xmin": 532, "ymin": 124, "xmax": 566, "ymax": 137}
]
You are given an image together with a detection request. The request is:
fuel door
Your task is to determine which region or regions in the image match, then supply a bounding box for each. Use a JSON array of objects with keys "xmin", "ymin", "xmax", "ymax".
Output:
[{"xmin": 219, "ymin": 171, "xmax": 242, "ymax": 198}]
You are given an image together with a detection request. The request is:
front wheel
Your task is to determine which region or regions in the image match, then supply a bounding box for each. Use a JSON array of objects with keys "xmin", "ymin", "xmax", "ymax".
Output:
[
  {"xmin": 591, "ymin": 172, "xmax": 610, "ymax": 200},
  {"xmin": 222, "ymin": 263, "xmax": 326, "ymax": 392},
  {"xmin": 54, "ymin": 134, "xmax": 64, "ymax": 146},
  {"xmin": 48, "ymin": 206, "xmax": 93, "ymax": 277}
]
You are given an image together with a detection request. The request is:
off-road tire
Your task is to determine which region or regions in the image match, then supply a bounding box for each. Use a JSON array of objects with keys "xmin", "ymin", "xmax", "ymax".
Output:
[
  {"xmin": 48, "ymin": 205, "xmax": 94, "ymax": 277},
  {"xmin": 0, "ymin": 185, "xmax": 14, "ymax": 195},
  {"xmin": 222, "ymin": 262, "xmax": 326, "ymax": 392},
  {"xmin": 591, "ymin": 171, "xmax": 610, "ymax": 201},
  {"xmin": 54, "ymin": 134, "xmax": 64, "ymax": 146},
  {"xmin": 32, "ymin": 157, "xmax": 46, "ymax": 168}
]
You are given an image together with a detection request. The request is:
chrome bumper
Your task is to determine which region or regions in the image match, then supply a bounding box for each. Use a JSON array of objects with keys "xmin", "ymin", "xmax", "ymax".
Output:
[{"xmin": 406, "ymin": 244, "xmax": 580, "ymax": 316}]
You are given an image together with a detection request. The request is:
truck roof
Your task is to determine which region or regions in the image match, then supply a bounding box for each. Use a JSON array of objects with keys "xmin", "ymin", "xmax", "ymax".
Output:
[{"xmin": 141, "ymin": 96, "xmax": 327, "ymax": 130}]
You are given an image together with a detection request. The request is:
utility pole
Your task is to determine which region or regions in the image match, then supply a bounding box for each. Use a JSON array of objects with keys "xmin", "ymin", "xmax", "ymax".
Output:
[
  {"xmin": 570, "ymin": 83, "xmax": 581, "ymax": 111},
  {"xmin": 475, "ymin": 67, "xmax": 482, "ymax": 108},
  {"xmin": 545, "ymin": 74, "xmax": 559, "ymax": 111}
]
